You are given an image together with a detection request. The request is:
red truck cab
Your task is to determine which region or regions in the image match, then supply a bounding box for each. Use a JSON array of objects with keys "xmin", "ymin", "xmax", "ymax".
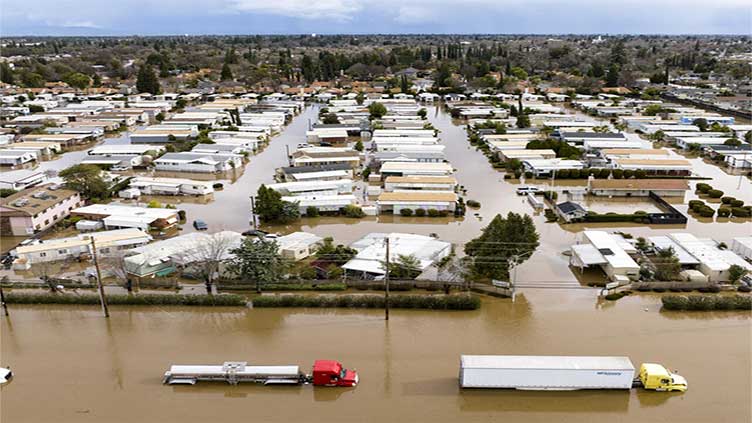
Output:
[{"xmin": 312, "ymin": 360, "xmax": 358, "ymax": 387}]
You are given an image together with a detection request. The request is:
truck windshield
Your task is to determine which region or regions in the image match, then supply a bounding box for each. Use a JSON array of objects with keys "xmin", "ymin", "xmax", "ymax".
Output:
[{"xmin": 340, "ymin": 369, "xmax": 347, "ymax": 379}]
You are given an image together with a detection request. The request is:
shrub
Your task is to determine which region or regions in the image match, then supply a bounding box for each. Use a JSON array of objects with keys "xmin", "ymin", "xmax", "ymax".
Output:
[
  {"xmin": 730, "ymin": 199, "xmax": 744, "ymax": 208},
  {"xmin": 612, "ymin": 169, "xmax": 624, "ymax": 179},
  {"xmin": 400, "ymin": 208, "xmax": 414, "ymax": 217},
  {"xmin": 5, "ymin": 292, "xmax": 247, "ymax": 306},
  {"xmin": 466, "ymin": 200, "xmax": 481, "ymax": 208},
  {"xmin": 688, "ymin": 200, "xmax": 704, "ymax": 211},
  {"xmin": 697, "ymin": 206, "xmax": 715, "ymax": 218},
  {"xmin": 731, "ymin": 207, "xmax": 751, "ymax": 218},
  {"xmin": 604, "ymin": 292, "xmax": 628, "ymax": 301},
  {"xmin": 427, "ymin": 208, "xmax": 441, "ymax": 217},
  {"xmin": 264, "ymin": 283, "xmax": 346, "ymax": 291},
  {"xmin": 707, "ymin": 189, "xmax": 724, "ymax": 198},
  {"xmin": 661, "ymin": 295, "xmax": 751, "ymax": 311},
  {"xmin": 341, "ymin": 205, "xmax": 365, "ymax": 218},
  {"xmin": 252, "ymin": 293, "xmax": 481, "ymax": 310},
  {"xmin": 598, "ymin": 168, "xmax": 611, "ymax": 178},
  {"xmin": 695, "ymin": 183, "xmax": 712, "ymax": 193},
  {"xmin": 570, "ymin": 169, "xmax": 581, "ymax": 178},
  {"xmin": 623, "ymin": 169, "xmax": 635, "ymax": 178},
  {"xmin": 524, "ymin": 171, "xmax": 533, "ymax": 179},
  {"xmin": 634, "ymin": 169, "xmax": 647, "ymax": 178},
  {"xmin": 721, "ymin": 196, "xmax": 735, "ymax": 204},
  {"xmin": 306, "ymin": 206, "xmax": 320, "ymax": 217},
  {"xmin": 414, "ymin": 208, "xmax": 426, "ymax": 217},
  {"xmin": 717, "ymin": 207, "xmax": 731, "ymax": 217},
  {"xmin": 557, "ymin": 169, "xmax": 570, "ymax": 179}
]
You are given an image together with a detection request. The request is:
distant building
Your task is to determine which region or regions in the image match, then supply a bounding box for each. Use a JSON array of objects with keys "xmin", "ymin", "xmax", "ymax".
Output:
[
  {"xmin": 0, "ymin": 184, "xmax": 82, "ymax": 236},
  {"xmin": 11, "ymin": 228, "xmax": 151, "ymax": 266},
  {"xmin": 0, "ymin": 170, "xmax": 47, "ymax": 191},
  {"xmin": 555, "ymin": 201, "xmax": 588, "ymax": 222},
  {"xmin": 588, "ymin": 179, "xmax": 689, "ymax": 197}
]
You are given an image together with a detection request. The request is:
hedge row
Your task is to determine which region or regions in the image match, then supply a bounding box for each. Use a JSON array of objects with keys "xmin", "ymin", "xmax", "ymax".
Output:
[
  {"xmin": 661, "ymin": 295, "xmax": 751, "ymax": 311},
  {"xmin": 584, "ymin": 212, "xmax": 647, "ymax": 223},
  {"xmin": 252, "ymin": 293, "xmax": 481, "ymax": 310},
  {"xmin": 5, "ymin": 292, "xmax": 247, "ymax": 306},
  {"xmin": 262, "ymin": 283, "xmax": 347, "ymax": 291}
]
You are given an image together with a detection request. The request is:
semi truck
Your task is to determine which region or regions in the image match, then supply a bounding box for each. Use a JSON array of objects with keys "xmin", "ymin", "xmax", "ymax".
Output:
[
  {"xmin": 163, "ymin": 360, "xmax": 358, "ymax": 387},
  {"xmin": 459, "ymin": 355, "xmax": 687, "ymax": 392}
]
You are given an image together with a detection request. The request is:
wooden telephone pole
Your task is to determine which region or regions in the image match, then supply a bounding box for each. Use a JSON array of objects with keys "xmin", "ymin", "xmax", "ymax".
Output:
[
  {"xmin": 90, "ymin": 237, "xmax": 110, "ymax": 318},
  {"xmin": 0, "ymin": 282, "xmax": 8, "ymax": 316},
  {"xmin": 384, "ymin": 237, "xmax": 390, "ymax": 321}
]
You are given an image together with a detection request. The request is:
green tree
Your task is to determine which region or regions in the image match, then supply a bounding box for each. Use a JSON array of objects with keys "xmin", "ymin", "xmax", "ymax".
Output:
[
  {"xmin": 653, "ymin": 247, "xmax": 682, "ymax": 281},
  {"xmin": 516, "ymin": 113, "xmax": 530, "ymax": 128},
  {"xmin": 388, "ymin": 254, "xmax": 422, "ymax": 279},
  {"xmin": 254, "ymin": 184, "xmax": 300, "ymax": 223},
  {"xmin": 356, "ymin": 92, "xmax": 365, "ymax": 105},
  {"xmin": 509, "ymin": 66, "xmax": 528, "ymax": 80},
  {"xmin": 368, "ymin": 102, "xmax": 387, "ymax": 119},
  {"xmin": 315, "ymin": 237, "xmax": 357, "ymax": 266},
  {"xmin": 220, "ymin": 63, "xmax": 233, "ymax": 81},
  {"xmin": 434, "ymin": 62, "xmax": 451, "ymax": 87},
  {"xmin": 724, "ymin": 138, "xmax": 742, "ymax": 147},
  {"xmin": 136, "ymin": 64, "xmax": 161, "ymax": 94},
  {"xmin": 464, "ymin": 212, "xmax": 540, "ymax": 281},
  {"xmin": 0, "ymin": 62, "xmax": 15, "ymax": 84},
  {"xmin": 354, "ymin": 139, "xmax": 364, "ymax": 152},
  {"xmin": 301, "ymin": 55, "xmax": 317, "ymax": 83},
  {"xmin": 59, "ymin": 164, "xmax": 109, "ymax": 200},
  {"xmin": 692, "ymin": 118, "xmax": 708, "ymax": 132},
  {"xmin": 728, "ymin": 264, "xmax": 747, "ymax": 284},
  {"xmin": 63, "ymin": 72, "xmax": 90, "ymax": 89},
  {"xmin": 400, "ymin": 74, "xmax": 409, "ymax": 93},
  {"xmin": 605, "ymin": 64, "xmax": 620, "ymax": 87},
  {"xmin": 322, "ymin": 113, "xmax": 339, "ymax": 124},
  {"xmin": 417, "ymin": 108, "xmax": 427, "ymax": 119},
  {"xmin": 21, "ymin": 71, "xmax": 45, "ymax": 88},
  {"xmin": 228, "ymin": 238, "xmax": 288, "ymax": 292}
]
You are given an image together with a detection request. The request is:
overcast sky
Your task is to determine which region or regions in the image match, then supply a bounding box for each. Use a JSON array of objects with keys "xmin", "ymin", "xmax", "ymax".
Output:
[{"xmin": 2, "ymin": 0, "xmax": 751, "ymax": 36}]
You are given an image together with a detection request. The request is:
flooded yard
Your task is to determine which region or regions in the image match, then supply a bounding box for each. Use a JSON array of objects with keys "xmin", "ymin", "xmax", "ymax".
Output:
[{"xmin": 1, "ymin": 291, "xmax": 749, "ymax": 423}]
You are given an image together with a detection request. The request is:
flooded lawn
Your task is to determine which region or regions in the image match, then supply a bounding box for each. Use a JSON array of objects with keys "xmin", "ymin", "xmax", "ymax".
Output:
[{"xmin": 1, "ymin": 290, "xmax": 749, "ymax": 423}]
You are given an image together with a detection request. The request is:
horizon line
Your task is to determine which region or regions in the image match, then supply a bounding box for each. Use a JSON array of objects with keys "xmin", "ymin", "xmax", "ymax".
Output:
[{"xmin": 2, "ymin": 32, "xmax": 751, "ymax": 38}]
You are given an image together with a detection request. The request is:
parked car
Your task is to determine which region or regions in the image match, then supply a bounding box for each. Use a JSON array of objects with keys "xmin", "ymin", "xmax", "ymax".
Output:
[
  {"xmin": 242, "ymin": 229, "xmax": 268, "ymax": 237},
  {"xmin": 193, "ymin": 219, "xmax": 208, "ymax": 230},
  {"xmin": 516, "ymin": 186, "xmax": 541, "ymax": 195}
]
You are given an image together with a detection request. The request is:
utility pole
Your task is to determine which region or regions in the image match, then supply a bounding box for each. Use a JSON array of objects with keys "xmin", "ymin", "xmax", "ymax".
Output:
[
  {"xmin": 510, "ymin": 255, "xmax": 518, "ymax": 303},
  {"xmin": 0, "ymin": 281, "xmax": 8, "ymax": 317},
  {"xmin": 249, "ymin": 196, "xmax": 257, "ymax": 229},
  {"xmin": 384, "ymin": 237, "xmax": 390, "ymax": 321},
  {"xmin": 90, "ymin": 236, "xmax": 110, "ymax": 318}
]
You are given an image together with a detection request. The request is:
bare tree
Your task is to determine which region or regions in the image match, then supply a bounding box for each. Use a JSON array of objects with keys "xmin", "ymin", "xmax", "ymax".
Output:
[
  {"xmin": 103, "ymin": 251, "xmax": 134, "ymax": 291},
  {"xmin": 29, "ymin": 260, "xmax": 60, "ymax": 292},
  {"xmin": 176, "ymin": 232, "xmax": 239, "ymax": 293}
]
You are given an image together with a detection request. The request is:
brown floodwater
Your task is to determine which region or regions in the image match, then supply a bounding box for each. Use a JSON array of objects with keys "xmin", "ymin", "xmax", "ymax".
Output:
[{"xmin": 1, "ymin": 291, "xmax": 749, "ymax": 423}]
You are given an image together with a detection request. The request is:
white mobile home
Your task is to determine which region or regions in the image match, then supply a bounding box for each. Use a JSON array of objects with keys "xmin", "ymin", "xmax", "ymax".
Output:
[
  {"xmin": 155, "ymin": 152, "xmax": 242, "ymax": 173},
  {"xmin": 128, "ymin": 177, "xmax": 215, "ymax": 196},
  {"xmin": 569, "ymin": 231, "xmax": 639, "ymax": 282}
]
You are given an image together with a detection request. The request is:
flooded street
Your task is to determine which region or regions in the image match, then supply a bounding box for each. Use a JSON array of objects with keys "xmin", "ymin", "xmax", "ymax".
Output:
[{"xmin": 1, "ymin": 291, "xmax": 749, "ymax": 423}]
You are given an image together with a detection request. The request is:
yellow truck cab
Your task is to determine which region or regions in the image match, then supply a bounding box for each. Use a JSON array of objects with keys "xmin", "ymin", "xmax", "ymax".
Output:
[{"xmin": 639, "ymin": 363, "xmax": 688, "ymax": 392}]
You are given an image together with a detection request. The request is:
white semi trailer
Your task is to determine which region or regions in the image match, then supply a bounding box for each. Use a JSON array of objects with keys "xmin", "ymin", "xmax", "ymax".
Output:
[{"xmin": 459, "ymin": 355, "xmax": 636, "ymax": 390}]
